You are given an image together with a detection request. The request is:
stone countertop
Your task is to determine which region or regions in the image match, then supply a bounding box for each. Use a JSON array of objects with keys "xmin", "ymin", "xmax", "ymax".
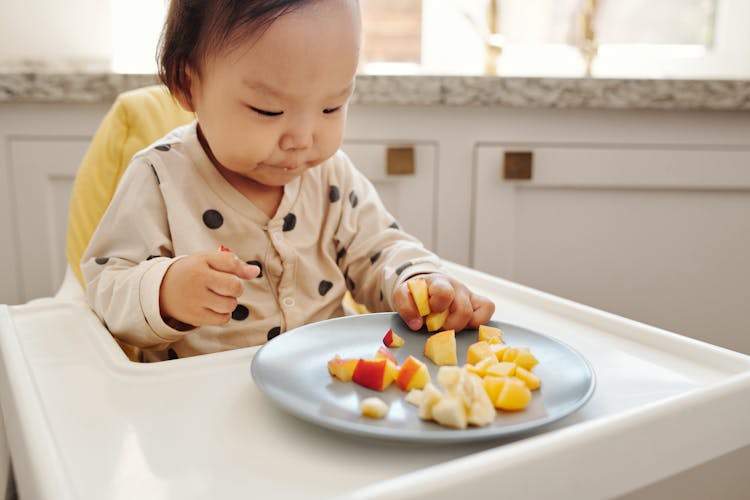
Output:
[{"xmin": 1, "ymin": 71, "xmax": 749, "ymax": 111}]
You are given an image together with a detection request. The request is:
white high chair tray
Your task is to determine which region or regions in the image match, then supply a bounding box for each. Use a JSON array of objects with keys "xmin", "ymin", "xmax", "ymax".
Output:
[{"xmin": 1, "ymin": 262, "xmax": 749, "ymax": 500}]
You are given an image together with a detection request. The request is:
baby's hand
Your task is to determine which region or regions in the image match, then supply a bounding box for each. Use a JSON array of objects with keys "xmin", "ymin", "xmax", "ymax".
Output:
[
  {"xmin": 392, "ymin": 273, "xmax": 495, "ymax": 332},
  {"xmin": 159, "ymin": 249, "xmax": 260, "ymax": 328}
]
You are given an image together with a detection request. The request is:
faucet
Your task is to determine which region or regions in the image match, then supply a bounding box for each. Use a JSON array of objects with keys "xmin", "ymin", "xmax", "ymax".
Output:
[{"xmin": 578, "ymin": 0, "xmax": 599, "ymax": 77}]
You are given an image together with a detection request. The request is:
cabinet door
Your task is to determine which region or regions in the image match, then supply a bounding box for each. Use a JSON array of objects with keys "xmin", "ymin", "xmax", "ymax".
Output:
[
  {"xmin": 10, "ymin": 138, "xmax": 89, "ymax": 301},
  {"xmin": 473, "ymin": 144, "xmax": 750, "ymax": 353},
  {"xmin": 343, "ymin": 142, "xmax": 437, "ymax": 250}
]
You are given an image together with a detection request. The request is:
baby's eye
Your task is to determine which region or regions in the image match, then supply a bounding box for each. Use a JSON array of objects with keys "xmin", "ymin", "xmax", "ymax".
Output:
[
  {"xmin": 249, "ymin": 106, "xmax": 283, "ymax": 117},
  {"xmin": 323, "ymin": 106, "xmax": 342, "ymax": 114}
]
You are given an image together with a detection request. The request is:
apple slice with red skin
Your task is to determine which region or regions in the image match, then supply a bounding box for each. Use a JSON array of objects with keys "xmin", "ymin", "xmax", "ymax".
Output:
[
  {"xmin": 352, "ymin": 358, "xmax": 398, "ymax": 391},
  {"xmin": 395, "ymin": 355, "xmax": 431, "ymax": 391},
  {"xmin": 382, "ymin": 328, "xmax": 405, "ymax": 348},
  {"xmin": 327, "ymin": 356, "xmax": 359, "ymax": 382},
  {"xmin": 374, "ymin": 345, "xmax": 397, "ymax": 365}
]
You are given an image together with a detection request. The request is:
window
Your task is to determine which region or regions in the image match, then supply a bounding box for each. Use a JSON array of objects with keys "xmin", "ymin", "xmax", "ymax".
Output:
[{"xmin": 106, "ymin": 0, "xmax": 750, "ymax": 79}]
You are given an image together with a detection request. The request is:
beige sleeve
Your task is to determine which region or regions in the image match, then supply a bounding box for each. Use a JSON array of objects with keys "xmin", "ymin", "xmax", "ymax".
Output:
[
  {"xmin": 81, "ymin": 156, "xmax": 189, "ymax": 350},
  {"xmin": 332, "ymin": 155, "xmax": 443, "ymax": 312}
]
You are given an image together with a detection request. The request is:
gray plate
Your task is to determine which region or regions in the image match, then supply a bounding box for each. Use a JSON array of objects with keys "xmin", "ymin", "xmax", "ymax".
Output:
[{"xmin": 251, "ymin": 313, "xmax": 595, "ymax": 443}]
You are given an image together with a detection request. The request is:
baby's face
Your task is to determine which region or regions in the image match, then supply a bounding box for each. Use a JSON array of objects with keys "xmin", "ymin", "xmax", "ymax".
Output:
[{"xmin": 187, "ymin": 0, "xmax": 360, "ymax": 187}]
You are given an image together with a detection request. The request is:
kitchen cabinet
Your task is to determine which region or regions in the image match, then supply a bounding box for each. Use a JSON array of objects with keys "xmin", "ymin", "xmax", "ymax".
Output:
[
  {"xmin": 473, "ymin": 143, "xmax": 750, "ymax": 354},
  {"xmin": 1, "ymin": 100, "xmax": 749, "ymax": 354}
]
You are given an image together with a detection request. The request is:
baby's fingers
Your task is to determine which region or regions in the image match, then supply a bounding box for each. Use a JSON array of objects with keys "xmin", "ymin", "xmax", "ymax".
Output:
[
  {"xmin": 393, "ymin": 282, "xmax": 424, "ymax": 330},
  {"xmin": 208, "ymin": 250, "xmax": 259, "ymax": 280},
  {"xmin": 467, "ymin": 292, "xmax": 495, "ymax": 328}
]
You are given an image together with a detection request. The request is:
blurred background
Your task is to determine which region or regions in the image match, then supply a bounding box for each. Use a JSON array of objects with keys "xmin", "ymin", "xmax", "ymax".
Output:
[{"xmin": 1, "ymin": 0, "xmax": 749, "ymax": 78}]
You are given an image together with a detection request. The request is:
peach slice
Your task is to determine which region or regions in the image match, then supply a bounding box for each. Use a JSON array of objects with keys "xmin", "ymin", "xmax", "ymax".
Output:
[
  {"xmin": 352, "ymin": 358, "xmax": 399, "ymax": 391},
  {"xmin": 425, "ymin": 309, "xmax": 449, "ymax": 332},
  {"xmin": 407, "ymin": 277, "xmax": 431, "ymax": 316},
  {"xmin": 478, "ymin": 324, "xmax": 504, "ymax": 343},
  {"xmin": 515, "ymin": 366, "xmax": 541, "ymax": 390},
  {"xmin": 485, "ymin": 361, "xmax": 516, "ymax": 378},
  {"xmin": 424, "ymin": 329, "xmax": 457, "ymax": 366},
  {"xmin": 466, "ymin": 340, "xmax": 496, "ymax": 365},
  {"xmin": 396, "ymin": 355, "xmax": 431, "ymax": 391},
  {"xmin": 502, "ymin": 347, "xmax": 539, "ymax": 371},
  {"xmin": 382, "ymin": 328, "xmax": 405, "ymax": 348},
  {"xmin": 327, "ymin": 355, "xmax": 359, "ymax": 382},
  {"xmin": 494, "ymin": 376, "xmax": 532, "ymax": 411}
]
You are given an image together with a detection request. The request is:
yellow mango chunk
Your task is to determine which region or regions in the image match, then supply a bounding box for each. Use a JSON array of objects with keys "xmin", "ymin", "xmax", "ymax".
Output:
[
  {"xmin": 466, "ymin": 340, "xmax": 496, "ymax": 365},
  {"xmin": 515, "ymin": 366, "xmax": 541, "ymax": 390},
  {"xmin": 494, "ymin": 377, "xmax": 532, "ymax": 411}
]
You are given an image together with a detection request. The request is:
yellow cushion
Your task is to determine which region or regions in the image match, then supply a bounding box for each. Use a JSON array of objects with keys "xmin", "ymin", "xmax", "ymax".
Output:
[{"xmin": 66, "ymin": 85, "xmax": 194, "ymax": 287}]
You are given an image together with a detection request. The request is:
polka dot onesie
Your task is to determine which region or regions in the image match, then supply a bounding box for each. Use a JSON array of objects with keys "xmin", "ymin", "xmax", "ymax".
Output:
[{"xmin": 81, "ymin": 121, "xmax": 442, "ymax": 361}]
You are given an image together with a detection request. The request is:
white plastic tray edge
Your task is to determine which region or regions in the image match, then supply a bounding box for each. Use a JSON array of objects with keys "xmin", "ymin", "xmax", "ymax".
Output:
[
  {"xmin": 347, "ymin": 370, "xmax": 750, "ymax": 499},
  {"xmin": 443, "ymin": 262, "xmax": 750, "ymax": 370},
  {"xmin": 0, "ymin": 305, "xmax": 76, "ymax": 500}
]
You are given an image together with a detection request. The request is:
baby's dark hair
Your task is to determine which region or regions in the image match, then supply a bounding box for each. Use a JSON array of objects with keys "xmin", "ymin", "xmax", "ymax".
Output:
[{"xmin": 158, "ymin": 0, "xmax": 314, "ymax": 101}]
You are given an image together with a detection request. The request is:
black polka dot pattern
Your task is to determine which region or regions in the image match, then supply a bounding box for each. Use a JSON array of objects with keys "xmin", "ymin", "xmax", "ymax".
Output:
[
  {"xmin": 348, "ymin": 190, "xmax": 359, "ymax": 208},
  {"xmin": 345, "ymin": 270, "xmax": 356, "ymax": 291},
  {"xmin": 155, "ymin": 144, "xmax": 172, "ymax": 152},
  {"xmin": 232, "ymin": 305, "xmax": 249, "ymax": 321},
  {"xmin": 329, "ymin": 185, "xmax": 340, "ymax": 202},
  {"xmin": 146, "ymin": 255, "xmax": 159, "ymax": 261},
  {"xmin": 369, "ymin": 251, "xmax": 381, "ymax": 264},
  {"xmin": 379, "ymin": 290, "xmax": 384, "ymax": 302},
  {"xmin": 283, "ymin": 213, "xmax": 297, "ymax": 231},
  {"xmin": 202, "ymin": 209, "xmax": 224, "ymax": 229},
  {"xmin": 389, "ymin": 222, "xmax": 400, "ymax": 230},
  {"xmin": 268, "ymin": 327, "xmax": 281, "ymax": 340},
  {"xmin": 149, "ymin": 163, "xmax": 160, "ymax": 184},
  {"xmin": 395, "ymin": 261, "xmax": 414, "ymax": 275},
  {"xmin": 167, "ymin": 348, "xmax": 179, "ymax": 360},
  {"xmin": 336, "ymin": 248, "xmax": 347, "ymax": 265},
  {"xmin": 95, "ymin": 257, "xmax": 109, "ymax": 265},
  {"xmin": 246, "ymin": 260, "xmax": 263, "ymax": 278},
  {"xmin": 318, "ymin": 280, "xmax": 333, "ymax": 296}
]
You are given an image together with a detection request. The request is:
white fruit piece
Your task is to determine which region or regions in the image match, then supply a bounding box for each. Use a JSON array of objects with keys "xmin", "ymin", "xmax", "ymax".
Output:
[
  {"xmin": 431, "ymin": 395, "xmax": 468, "ymax": 429},
  {"xmin": 404, "ymin": 388, "xmax": 423, "ymax": 406},
  {"xmin": 360, "ymin": 397, "xmax": 389, "ymax": 419},
  {"xmin": 418, "ymin": 383, "xmax": 443, "ymax": 420}
]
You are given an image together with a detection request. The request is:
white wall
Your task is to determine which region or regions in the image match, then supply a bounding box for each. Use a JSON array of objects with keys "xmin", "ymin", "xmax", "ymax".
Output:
[{"xmin": 0, "ymin": 0, "xmax": 111, "ymax": 67}]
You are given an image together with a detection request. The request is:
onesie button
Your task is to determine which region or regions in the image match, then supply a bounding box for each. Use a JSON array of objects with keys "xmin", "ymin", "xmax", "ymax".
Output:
[{"xmin": 282, "ymin": 297, "xmax": 295, "ymax": 308}]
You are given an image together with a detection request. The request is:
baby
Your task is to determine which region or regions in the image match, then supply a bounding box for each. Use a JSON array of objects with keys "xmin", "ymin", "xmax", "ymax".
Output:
[{"xmin": 82, "ymin": 0, "xmax": 494, "ymax": 361}]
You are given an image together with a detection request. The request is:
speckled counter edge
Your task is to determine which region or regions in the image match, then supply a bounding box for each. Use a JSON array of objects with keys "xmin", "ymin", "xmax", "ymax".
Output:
[{"xmin": 2, "ymin": 72, "xmax": 749, "ymax": 111}]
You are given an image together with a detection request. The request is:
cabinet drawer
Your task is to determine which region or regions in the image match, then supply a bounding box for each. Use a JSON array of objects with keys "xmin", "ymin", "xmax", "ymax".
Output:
[
  {"xmin": 472, "ymin": 143, "xmax": 750, "ymax": 353},
  {"xmin": 343, "ymin": 141, "xmax": 437, "ymax": 250}
]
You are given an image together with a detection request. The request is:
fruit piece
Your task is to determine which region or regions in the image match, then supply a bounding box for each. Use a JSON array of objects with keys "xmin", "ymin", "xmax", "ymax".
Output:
[
  {"xmin": 491, "ymin": 343, "xmax": 510, "ymax": 361},
  {"xmin": 407, "ymin": 277, "xmax": 431, "ymax": 316},
  {"xmin": 404, "ymin": 388, "xmax": 423, "ymax": 406},
  {"xmin": 503, "ymin": 347, "xmax": 539, "ymax": 371},
  {"xmin": 485, "ymin": 361, "xmax": 516, "ymax": 378},
  {"xmin": 465, "ymin": 356, "xmax": 498, "ymax": 377},
  {"xmin": 425, "ymin": 309, "xmax": 448, "ymax": 332},
  {"xmin": 396, "ymin": 355, "xmax": 431, "ymax": 391},
  {"xmin": 431, "ymin": 395, "xmax": 468, "ymax": 429},
  {"xmin": 418, "ymin": 383, "xmax": 443, "ymax": 420},
  {"xmin": 436, "ymin": 366, "xmax": 463, "ymax": 395},
  {"xmin": 352, "ymin": 358, "xmax": 398, "ymax": 391},
  {"xmin": 478, "ymin": 325, "xmax": 504, "ymax": 343},
  {"xmin": 218, "ymin": 245, "xmax": 232, "ymax": 252},
  {"xmin": 515, "ymin": 366, "xmax": 541, "ymax": 390},
  {"xmin": 360, "ymin": 397, "xmax": 389, "ymax": 419},
  {"xmin": 327, "ymin": 355, "xmax": 359, "ymax": 382},
  {"xmin": 463, "ymin": 372, "xmax": 496, "ymax": 426},
  {"xmin": 382, "ymin": 328, "xmax": 405, "ymax": 348},
  {"xmin": 423, "ymin": 329, "xmax": 457, "ymax": 366},
  {"xmin": 466, "ymin": 340, "xmax": 496, "ymax": 365},
  {"xmin": 482, "ymin": 376, "xmax": 507, "ymax": 403},
  {"xmin": 374, "ymin": 345, "xmax": 397, "ymax": 365},
  {"xmin": 494, "ymin": 377, "xmax": 532, "ymax": 411}
]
